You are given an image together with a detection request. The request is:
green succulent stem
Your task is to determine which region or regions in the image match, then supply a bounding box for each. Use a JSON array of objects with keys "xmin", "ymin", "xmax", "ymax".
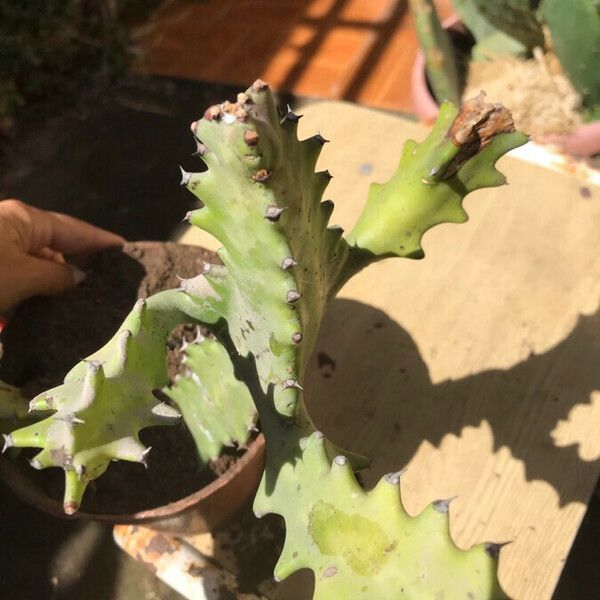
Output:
[
  {"xmin": 5, "ymin": 285, "xmax": 223, "ymax": 513},
  {"xmin": 336, "ymin": 96, "xmax": 528, "ymax": 288}
]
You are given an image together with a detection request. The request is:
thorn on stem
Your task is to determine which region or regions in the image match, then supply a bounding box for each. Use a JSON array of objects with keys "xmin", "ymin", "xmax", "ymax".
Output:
[
  {"xmin": 75, "ymin": 464, "xmax": 86, "ymax": 480},
  {"xmin": 134, "ymin": 298, "xmax": 146, "ymax": 314},
  {"xmin": 281, "ymin": 256, "xmax": 297, "ymax": 270},
  {"xmin": 141, "ymin": 446, "xmax": 152, "ymax": 469},
  {"xmin": 265, "ymin": 205, "xmax": 285, "ymax": 221},
  {"xmin": 432, "ymin": 496, "xmax": 457, "ymax": 513},
  {"xmin": 384, "ymin": 468, "xmax": 407, "ymax": 485},
  {"xmin": 281, "ymin": 105, "xmax": 302, "ymax": 124},
  {"xmin": 287, "ymin": 290, "xmax": 301, "ymax": 303},
  {"xmin": 283, "ymin": 379, "xmax": 303, "ymax": 390},
  {"xmin": 179, "ymin": 166, "xmax": 192, "ymax": 186},
  {"xmin": 484, "ymin": 541, "xmax": 512, "ymax": 560},
  {"xmin": 193, "ymin": 140, "xmax": 208, "ymax": 156}
]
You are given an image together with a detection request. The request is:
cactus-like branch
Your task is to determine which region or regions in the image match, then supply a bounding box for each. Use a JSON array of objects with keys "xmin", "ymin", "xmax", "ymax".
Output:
[
  {"xmin": 338, "ymin": 92, "xmax": 528, "ymax": 286},
  {"xmin": 255, "ymin": 430, "xmax": 508, "ymax": 599},
  {"xmin": 180, "ymin": 83, "xmax": 523, "ymax": 597},
  {"xmin": 4, "ymin": 286, "xmax": 222, "ymax": 513},
  {"xmin": 166, "ymin": 330, "xmax": 257, "ymax": 462}
]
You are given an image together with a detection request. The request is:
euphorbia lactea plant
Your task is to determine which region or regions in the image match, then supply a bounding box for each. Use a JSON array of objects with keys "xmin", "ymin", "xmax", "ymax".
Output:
[{"xmin": 3, "ymin": 82, "xmax": 526, "ymax": 599}]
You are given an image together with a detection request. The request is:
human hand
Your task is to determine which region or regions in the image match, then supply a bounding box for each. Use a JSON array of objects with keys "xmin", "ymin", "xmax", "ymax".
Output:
[
  {"xmin": 0, "ymin": 199, "xmax": 125, "ymax": 312},
  {"xmin": 539, "ymin": 122, "xmax": 600, "ymax": 158}
]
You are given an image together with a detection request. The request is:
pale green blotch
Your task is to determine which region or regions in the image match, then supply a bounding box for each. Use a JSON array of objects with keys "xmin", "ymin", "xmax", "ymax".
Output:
[{"xmin": 309, "ymin": 500, "xmax": 395, "ymax": 577}]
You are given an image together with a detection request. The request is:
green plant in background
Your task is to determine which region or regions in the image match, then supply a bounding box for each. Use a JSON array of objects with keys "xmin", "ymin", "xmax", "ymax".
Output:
[
  {"xmin": 539, "ymin": 0, "xmax": 600, "ymax": 112},
  {"xmin": 0, "ymin": 0, "xmax": 161, "ymax": 123},
  {"xmin": 2, "ymin": 82, "xmax": 526, "ymax": 598},
  {"xmin": 452, "ymin": 0, "xmax": 530, "ymax": 60},
  {"xmin": 464, "ymin": 0, "xmax": 544, "ymax": 50},
  {"xmin": 409, "ymin": 0, "xmax": 600, "ymax": 113},
  {"xmin": 408, "ymin": 0, "xmax": 462, "ymax": 105}
]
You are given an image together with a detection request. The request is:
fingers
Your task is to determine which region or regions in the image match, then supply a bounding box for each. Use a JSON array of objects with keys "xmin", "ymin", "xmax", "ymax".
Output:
[
  {"xmin": 539, "ymin": 123, "xmax": 600, "ymax": 158},
  {"xmin": 0, "ymin": 199, "xmax": 125, "ymax": 312},
  {"xmin": 35, "ymin": 247, "xmax": 66, "ymax": 264},
  {"xmin": 44, "ymin": 211, "xmax": 126, "ymax": 254},
  {"xmin": 0, "ymin": 200, "xmax": 125, "ymax": 255},
  {"xmin": 0, "ymin": 255, "xmax": 82, "ymax": 312}
]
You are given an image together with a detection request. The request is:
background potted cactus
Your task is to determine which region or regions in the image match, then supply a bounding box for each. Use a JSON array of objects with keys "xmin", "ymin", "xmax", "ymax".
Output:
[
  {"xmin": 1, "ymin": 80, "xmax": 528, "ymax": 597},
  {"xmin": 409, "ymin": 0, "xmax": 600, "ymax": 157}
]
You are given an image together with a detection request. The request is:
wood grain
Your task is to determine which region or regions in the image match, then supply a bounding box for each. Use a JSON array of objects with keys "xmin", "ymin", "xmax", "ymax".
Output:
[
  {"xmin": 131, "ymin": 0, "xmax": 454, "ymax": 113},
  {"xmin": 179, "ymin": 101, "xmax": 600, "ymax": 599}
]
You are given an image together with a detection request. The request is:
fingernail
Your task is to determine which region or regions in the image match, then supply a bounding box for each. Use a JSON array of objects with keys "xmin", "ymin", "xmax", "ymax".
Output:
[{"xmin": 67, "ymin": 264, "xmax": 87, "ymax": 285}]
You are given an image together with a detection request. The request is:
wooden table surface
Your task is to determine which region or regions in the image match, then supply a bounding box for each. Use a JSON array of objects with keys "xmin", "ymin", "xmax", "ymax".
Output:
[{"xmin": 176, "ymin": 100, "xmax": 600, "ymax": 600}]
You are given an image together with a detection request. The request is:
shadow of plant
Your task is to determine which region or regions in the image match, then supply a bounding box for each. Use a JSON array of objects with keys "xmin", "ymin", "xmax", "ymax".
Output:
[{"xmin": 305, "ymin": 298, "xmax": 600, "ymax": 507}]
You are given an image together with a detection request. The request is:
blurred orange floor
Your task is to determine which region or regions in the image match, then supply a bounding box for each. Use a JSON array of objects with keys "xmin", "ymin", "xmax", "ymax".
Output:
[{"xmin": 131, "ymin": 0, "xmax": 453, "ymax": 113}]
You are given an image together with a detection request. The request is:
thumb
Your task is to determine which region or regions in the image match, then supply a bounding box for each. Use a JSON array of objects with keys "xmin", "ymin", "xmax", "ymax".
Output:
[{"xmin": 12, "ymin": 256, "xmax": 85, "ymax": 304}]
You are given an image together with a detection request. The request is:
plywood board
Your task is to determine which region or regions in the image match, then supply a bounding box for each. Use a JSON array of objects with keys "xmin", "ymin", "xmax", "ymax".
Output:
[{"xmin": 179, "ymin": 101, "xmax": 600, "ymax": 599}]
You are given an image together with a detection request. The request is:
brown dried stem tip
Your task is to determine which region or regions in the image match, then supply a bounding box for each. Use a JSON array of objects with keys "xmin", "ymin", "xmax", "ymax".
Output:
[
  {"xmin": 444, "ymin": 92, "xmax": 517, "ymax": 176},
  {"xmin": 450, "ymin": 92, "xmax": 516, "ymax": 147}
]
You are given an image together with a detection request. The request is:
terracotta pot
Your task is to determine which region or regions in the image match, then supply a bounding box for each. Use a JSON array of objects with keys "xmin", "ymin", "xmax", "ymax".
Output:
[
  {"xmin": 0, "ymin": 434, "xmax": 265, "ymax": 534},
  {"xmin": 410, "ymin": 15, "xmax": 465, "ymax": 125},
  {"xmin": 0, "ymin": 242, "xmax": 266, "ymax": 534}
]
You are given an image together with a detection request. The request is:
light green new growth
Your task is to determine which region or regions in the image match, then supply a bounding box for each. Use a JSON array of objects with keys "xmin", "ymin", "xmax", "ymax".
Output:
[
  {"xmin": 6, "ymin": 80, "xmax": 526, "ymax": 597},
  {"xmin": 4, "ymin": 290, "xmax": 223, "ymax": 513},
  {"xmin": 166, "ymin": 330, "xmax": 257, "ymax": 461}
]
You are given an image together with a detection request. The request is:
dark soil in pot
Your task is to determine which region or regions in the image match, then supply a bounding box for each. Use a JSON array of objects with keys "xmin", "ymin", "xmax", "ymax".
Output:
[{"xmin": 0, "ymin": 241, "xmax": 254, "ymax": 515}]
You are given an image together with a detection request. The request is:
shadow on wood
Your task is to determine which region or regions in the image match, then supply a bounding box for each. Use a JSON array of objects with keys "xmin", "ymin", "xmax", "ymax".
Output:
[{"xmin": 306, "ymin": 298, "xmax": 600, "ymax": 507}]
